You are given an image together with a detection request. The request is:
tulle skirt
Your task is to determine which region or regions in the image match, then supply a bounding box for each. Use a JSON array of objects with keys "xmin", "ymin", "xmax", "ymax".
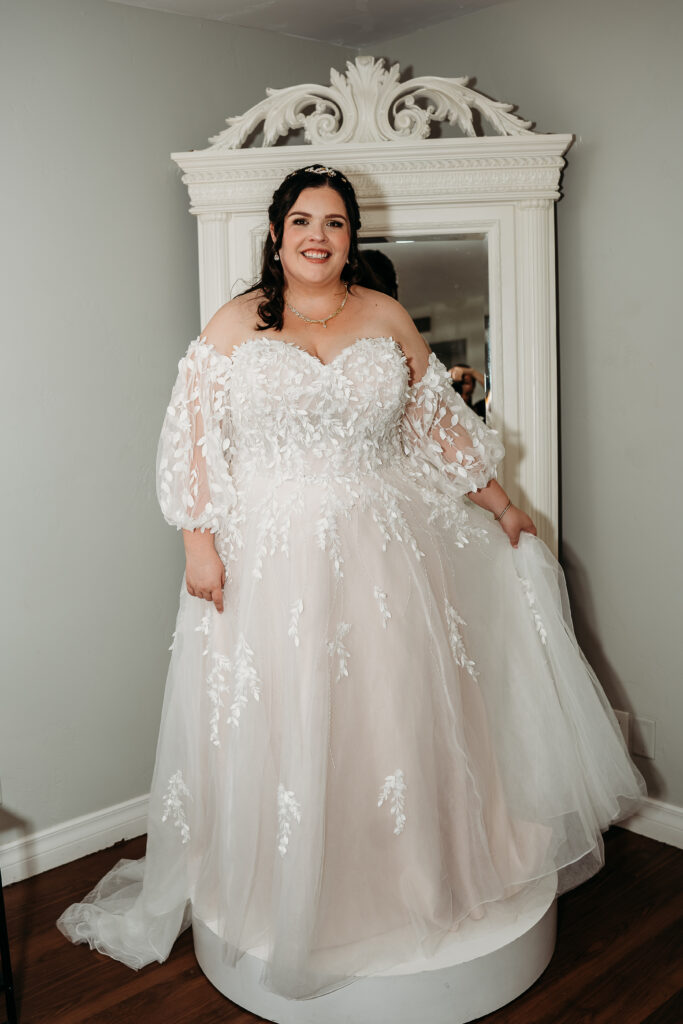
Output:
[{"xmin": 57, "ymin": 471, "xmax": 646, "ymax": 998}]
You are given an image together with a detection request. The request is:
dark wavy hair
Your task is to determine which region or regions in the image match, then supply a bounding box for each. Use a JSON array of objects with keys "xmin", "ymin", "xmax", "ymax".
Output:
[{"xmin": 243, "ymin": 165, "xmax": 363, "ymax": 332}]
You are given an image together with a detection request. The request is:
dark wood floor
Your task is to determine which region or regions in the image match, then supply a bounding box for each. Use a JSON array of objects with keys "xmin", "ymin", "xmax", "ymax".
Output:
[{"xmin": 3, "ymin": 828, "xmax": 682, "ymax": 1023}]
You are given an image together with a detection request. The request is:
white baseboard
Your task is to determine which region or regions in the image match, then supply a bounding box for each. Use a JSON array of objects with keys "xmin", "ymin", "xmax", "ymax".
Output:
[
  {"xmin": 2, "ymin": 793, "xmax": 681, "ymax": 888},
  {"xmin": 0, "ymin": 794, "xmax": 149, "ymax": 885},
  {"xmin": 616, "ymin": 796, "xmax": 683, "ymax": 850}
]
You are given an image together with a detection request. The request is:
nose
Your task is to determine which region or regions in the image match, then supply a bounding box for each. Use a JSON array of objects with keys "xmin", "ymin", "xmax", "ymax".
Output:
[{"xmin": 308, "ymin": 220, "xmax": 327, "ymax": 241}]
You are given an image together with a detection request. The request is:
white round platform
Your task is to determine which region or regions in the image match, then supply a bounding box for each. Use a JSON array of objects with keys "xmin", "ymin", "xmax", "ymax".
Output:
[{"xmin": 193, "ymin": 875, "xmax": 558, "ymax": 1024}]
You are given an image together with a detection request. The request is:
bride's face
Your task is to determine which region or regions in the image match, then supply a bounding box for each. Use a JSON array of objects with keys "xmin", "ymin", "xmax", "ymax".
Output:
[{"xmin": 273, "ymin": 186, "xmax": 351, "ymax": 288}]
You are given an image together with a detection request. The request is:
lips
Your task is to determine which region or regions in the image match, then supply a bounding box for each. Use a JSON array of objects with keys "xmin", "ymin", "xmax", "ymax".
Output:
[{"xmin": 301, "ymin": 249, "xmax": 331, "ymax": 261}]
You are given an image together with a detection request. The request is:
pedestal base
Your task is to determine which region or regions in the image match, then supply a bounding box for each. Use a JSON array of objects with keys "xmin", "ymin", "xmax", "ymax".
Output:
[{"xmin": 193, "ymin": 875, "xmax": 557, "ymax": 1024}]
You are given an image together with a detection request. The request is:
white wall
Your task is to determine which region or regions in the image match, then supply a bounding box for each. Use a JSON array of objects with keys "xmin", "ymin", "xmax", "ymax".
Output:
[
  {"xmin": 0, "ymin": 0, "xmax": 352, "ymax": 848},
  {"xmin": 372, "ymin": 0, "xmax": 683, "ymax": 804}
]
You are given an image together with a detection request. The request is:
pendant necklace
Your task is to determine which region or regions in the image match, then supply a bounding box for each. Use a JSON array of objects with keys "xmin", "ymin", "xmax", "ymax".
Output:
[{"xmin": 286, "ymin": 284, "xmax": 349, "ymax": 328}]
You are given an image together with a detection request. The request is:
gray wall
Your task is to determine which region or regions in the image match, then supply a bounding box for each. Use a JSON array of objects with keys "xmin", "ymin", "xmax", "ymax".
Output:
[
  {"xmin": 372, "ymin": 0, "xmax": 683, "ymax": 803},
  {"xmin": 0, "ymin": 0, "xmax": 351, "ymax": 844}
]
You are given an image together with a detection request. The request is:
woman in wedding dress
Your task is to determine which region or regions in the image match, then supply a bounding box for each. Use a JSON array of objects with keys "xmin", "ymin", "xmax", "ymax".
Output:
[{"xmin": 58, "ymin": 165, "xmax": 646, "ymax": 1000}]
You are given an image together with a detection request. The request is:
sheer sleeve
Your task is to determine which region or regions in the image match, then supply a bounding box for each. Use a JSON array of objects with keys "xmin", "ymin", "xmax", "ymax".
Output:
[
  {"xmin": 401, "ymin": 351, "xmax": 505, "ymax": 497},
  {"xmin": 156, "ymin": 338, "xmax": 236, "ymax": 533}
]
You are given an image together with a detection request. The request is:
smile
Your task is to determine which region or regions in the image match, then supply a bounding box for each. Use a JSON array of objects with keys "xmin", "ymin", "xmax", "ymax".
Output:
[{"xmin": 301, "ymin": 250, "xmax": 331, "ymax": 261}]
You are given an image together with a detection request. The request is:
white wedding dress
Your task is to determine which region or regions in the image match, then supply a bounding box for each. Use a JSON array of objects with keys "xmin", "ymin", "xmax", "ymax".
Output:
[{"xmin": 58, "ymin": 334, "xmax": 646, "ymax": 999}]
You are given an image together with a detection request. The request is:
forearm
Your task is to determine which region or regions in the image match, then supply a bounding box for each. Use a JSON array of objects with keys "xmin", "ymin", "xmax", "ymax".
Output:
[
  {"xmin": 182, "ymin": 527, "xmax": 217, "ymax": 559},
  {"xmin": 466, "ymin": 478, "xmax": 511, "ymax": 518}
]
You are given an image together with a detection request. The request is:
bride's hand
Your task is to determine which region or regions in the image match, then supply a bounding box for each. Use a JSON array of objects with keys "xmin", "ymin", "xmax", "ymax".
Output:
[
  {"xmin": 498, "ymin": 506, "xmax": 537, "ymax": 548},
  {"xmin": 185, "ymin": 547, "xmax": 226, "ymax": 613}
]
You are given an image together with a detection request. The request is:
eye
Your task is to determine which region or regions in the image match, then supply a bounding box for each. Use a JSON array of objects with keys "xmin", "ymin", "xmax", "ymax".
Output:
[
  {"xmin": 292, "ymin": 217, "xmax": 308, "ymax": 225},
  {"xmin": 327, "ymin": 220, "xmax": 345, "ymax": 228}
]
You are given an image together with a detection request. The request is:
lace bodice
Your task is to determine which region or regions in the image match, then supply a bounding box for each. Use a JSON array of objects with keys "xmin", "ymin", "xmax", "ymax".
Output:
[
  {"xmin": 156, "ymin": 334, "xmax": 504, "ymax": 537},
  {"xmin": 229, "ymin": 336, "xmax": 408, "ymax": 482}
]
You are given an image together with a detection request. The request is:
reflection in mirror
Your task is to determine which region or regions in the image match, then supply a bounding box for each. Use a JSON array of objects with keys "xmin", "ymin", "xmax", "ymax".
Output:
[{"xmin": 359, "ymin": 235, "xmax": 490, "ymax": 420}]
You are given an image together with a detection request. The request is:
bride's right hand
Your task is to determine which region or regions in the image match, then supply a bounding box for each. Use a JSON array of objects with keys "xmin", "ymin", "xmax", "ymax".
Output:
[{"xmin": 183, "ymin": 530, "xmax": 226, "ymax": 613}]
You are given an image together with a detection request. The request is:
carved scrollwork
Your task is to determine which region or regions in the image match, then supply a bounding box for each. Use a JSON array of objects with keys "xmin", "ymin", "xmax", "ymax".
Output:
[{"xmin": 208, "ymin": 56, "xmax": 533, "ymax": 150}]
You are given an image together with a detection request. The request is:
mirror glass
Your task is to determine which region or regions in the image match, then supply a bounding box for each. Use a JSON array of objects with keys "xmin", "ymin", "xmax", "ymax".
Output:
[{"xmin": 358, "ymin": 234, "xmax": 490, "ymax": 420}]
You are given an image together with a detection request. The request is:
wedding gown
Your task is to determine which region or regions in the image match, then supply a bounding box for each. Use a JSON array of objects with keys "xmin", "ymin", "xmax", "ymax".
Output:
[{"xmin": 58, "ymin": 334, "xmax": 646, "ymax": 999}]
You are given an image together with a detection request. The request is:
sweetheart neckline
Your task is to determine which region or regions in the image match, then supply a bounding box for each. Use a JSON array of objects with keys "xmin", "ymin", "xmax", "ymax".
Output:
[
  {"xmin": 217, "ymin": 334, "xmax": 406, "ymax": 370},
  {"xmin": 198, "ymin": 335, "xmax": 446, "ymax": 390}
]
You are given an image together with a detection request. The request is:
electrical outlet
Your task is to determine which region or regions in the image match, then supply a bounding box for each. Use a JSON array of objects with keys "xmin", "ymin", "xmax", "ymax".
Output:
[
  {"xmin": 614, "ymin": 710, "xmax": 630, "ymax": 746},
  {"xmin": 631, "ymin": 716, "xmax": 656, "ymax": 759}
]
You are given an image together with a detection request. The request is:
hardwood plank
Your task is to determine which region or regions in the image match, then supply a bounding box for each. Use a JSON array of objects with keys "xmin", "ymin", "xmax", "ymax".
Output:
[{"xmin": 3, "ymin": 828, "xmax": 682, "ymax": 1023}]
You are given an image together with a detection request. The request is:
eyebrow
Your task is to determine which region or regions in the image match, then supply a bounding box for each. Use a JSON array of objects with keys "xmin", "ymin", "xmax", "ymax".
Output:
[{"xmin": 287, "ymin": 210, "xmax": 348, "ymax": 221}]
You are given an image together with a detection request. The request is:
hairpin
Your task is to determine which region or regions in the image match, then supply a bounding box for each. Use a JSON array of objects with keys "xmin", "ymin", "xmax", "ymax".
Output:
[{"xmin": 286, "ymin": 165, "xmax": 348, "ymax": 183}]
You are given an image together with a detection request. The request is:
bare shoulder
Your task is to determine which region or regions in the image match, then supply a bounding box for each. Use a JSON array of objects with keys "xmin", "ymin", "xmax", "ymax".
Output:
[
  {"xmin": 353, "ymin": 286, "xmax": 431, "ymax": 383},
  {"xmin": 198, "ymin": 290, "xmax": 262, "ymax": 357}
]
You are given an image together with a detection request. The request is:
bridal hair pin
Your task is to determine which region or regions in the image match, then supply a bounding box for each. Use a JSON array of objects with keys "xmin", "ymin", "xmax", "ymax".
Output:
[{"xmin": 287, "ymin": 165, "xmax": 348, "ymax": 183}]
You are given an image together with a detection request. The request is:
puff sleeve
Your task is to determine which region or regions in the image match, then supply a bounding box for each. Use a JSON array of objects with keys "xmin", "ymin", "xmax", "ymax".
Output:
[
  {"xmin": 401, "ymin": 352, "xmax": 505, "ymax": 498},
  {"xmin": 156, "ymin": 338, "xmax": 236, "ymax": 533}
]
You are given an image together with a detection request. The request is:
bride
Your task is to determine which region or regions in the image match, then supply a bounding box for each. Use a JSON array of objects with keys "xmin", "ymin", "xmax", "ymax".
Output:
[
  {"xmin": 58, "ymin": 164, "xmax": 646, "ymax": 1001},
  {"xmin": 185, "ymin": 166, "xmax": 536, "ymax": 605}
]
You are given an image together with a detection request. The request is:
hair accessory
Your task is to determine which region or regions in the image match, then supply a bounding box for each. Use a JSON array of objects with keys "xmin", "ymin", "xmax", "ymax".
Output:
[{"xmin": 286, "ymin": 165, "xmax": 348, "ymax": 183}]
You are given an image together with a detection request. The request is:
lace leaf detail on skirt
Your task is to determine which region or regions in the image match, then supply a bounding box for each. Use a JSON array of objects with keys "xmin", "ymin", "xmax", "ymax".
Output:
[
  {"xmin": 519, "ymin": 577, "xmax": 548, "ymax": 645},
  {"xmin": 194, "ymin": 611, "xmax": 212, "ymax": 656},
  {"xmin": 227, "ymin": 634, "xmax": 262, "ymax": 726},
  {"xmin": 445, "ymin": 600, "xmax": 479, "ymax": 681},
  {"xmin": 373, "ymin": 586, "xmax": 391, "ymax": 628},
  {"xmin": 327, "ymin": 622, "xmax": 351, "ymax": 684},
  {"xmin": 378, "ymin": 770, "xmax": 407, "ymax": 836},
  {"xmin": 288, "ymin": 599, "xmax": 304, "ymax": 647},
  {"xmin": 207, "ymin": 653, "xmax": 232, "ymax": 745},
  {"xmin": 161, "ymin": 770, "xmax": 192, "ymax": 844},
  {"xmin": 277, "ymin": 784, "xmax": 302, "ymax": 857}
]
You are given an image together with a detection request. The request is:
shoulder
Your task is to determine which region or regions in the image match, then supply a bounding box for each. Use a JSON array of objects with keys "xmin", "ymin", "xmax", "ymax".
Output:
[
  {"xmin": 198, "ymin": 290, "xmax": 263, "ymax": 357},
  {"xmin": 352, "ymin": 287, "xmax": 431, "ymax": 384}
]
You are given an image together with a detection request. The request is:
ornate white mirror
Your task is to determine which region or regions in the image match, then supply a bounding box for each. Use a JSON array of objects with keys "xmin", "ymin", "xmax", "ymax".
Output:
[{"xmin": 172, "ymin": 57, "xmax": 572, "ymax": 553}]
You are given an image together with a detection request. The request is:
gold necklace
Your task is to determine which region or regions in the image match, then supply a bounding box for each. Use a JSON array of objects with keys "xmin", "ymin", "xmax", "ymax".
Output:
[{"xmin": 285, "ymin": 284, "xmax": 348, "ymax": 328}]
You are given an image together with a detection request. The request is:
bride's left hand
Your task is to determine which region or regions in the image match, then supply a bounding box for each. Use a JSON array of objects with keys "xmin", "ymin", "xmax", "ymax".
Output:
[{"xmin": 499, "ymin": 506, "xmax": 537, "ymax": 548}]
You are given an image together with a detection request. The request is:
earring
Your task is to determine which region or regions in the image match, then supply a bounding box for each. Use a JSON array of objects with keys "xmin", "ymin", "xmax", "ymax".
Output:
[{"xmin": 273, "ymin": 251, "xmax": 280, "ymax": 262}]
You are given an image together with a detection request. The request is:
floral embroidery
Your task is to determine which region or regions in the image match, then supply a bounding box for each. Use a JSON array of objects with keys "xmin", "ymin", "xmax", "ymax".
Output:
[
  {"xmin": 206, "ymin": 653, "xmax": 231, "ymax": 745},
  {"xmin": 315, "ymin": 487, "xmax": 345, "ymax": 579},
  {"xmin": 373, "ymin": 586, "xmax": 391, "ymax": 628},
  {"xmin": 277, "ymin": 783, "xmax": 302, "ymax": 856},
  {"xmin": 157, "ymin": 339, "xmax": 236, "ymax": 535},
  {"xmin": 400, "ymin": 352, "xmax": 504, "ymax": 499},
  {"xmin": 251, "ymin": 487, "xmax": 304, "ymax": 580},
  {"xmin": 194, "ymin": 611, "xmax": 212, "ymax": 656},
  {"xmin": 378, "ymin": 769, "xmax": 407, "ymax": 835},
  {"xmin": 158, "ymin": 338, "xmax": 503, "ymax": 583},
  {"xmin": 369, "ymin": 478, "xmax": 425, "ymax": 559},
  {"xmin": 161, "ymin": 770, "xmax": 191, "ymax": 844},
  {"xmin": 327, "ymin": 622, "xmax": 351, "ymax": 684},
  {"xmin": 288, "ymin": 599, "xmax": 304, "ymax": 646},
  {"xmin": 227, "ymin": 634, "xmax": 262, "ymax": 726},
  {"xmin": 520, "ymin": 578, "xmax": 548, "ymax": 645},
  {"xmin": 445, "ymin": 600, "xmax": 479, "ymax": 680},
  {"xmin": 205, "ymin": 637, "xmax": 261, "ymax": 744}
]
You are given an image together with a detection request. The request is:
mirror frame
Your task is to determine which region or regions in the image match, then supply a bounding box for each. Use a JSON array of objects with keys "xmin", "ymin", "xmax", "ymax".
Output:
[{"xmin": 172, "ymin": 57, "xmax": 572, "ymax": 554}]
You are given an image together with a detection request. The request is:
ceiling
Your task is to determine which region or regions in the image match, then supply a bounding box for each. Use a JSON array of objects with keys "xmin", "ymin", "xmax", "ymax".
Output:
[{"xmin": 104, "ymin": 0, "xmax": 513, "ymax": 48}]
